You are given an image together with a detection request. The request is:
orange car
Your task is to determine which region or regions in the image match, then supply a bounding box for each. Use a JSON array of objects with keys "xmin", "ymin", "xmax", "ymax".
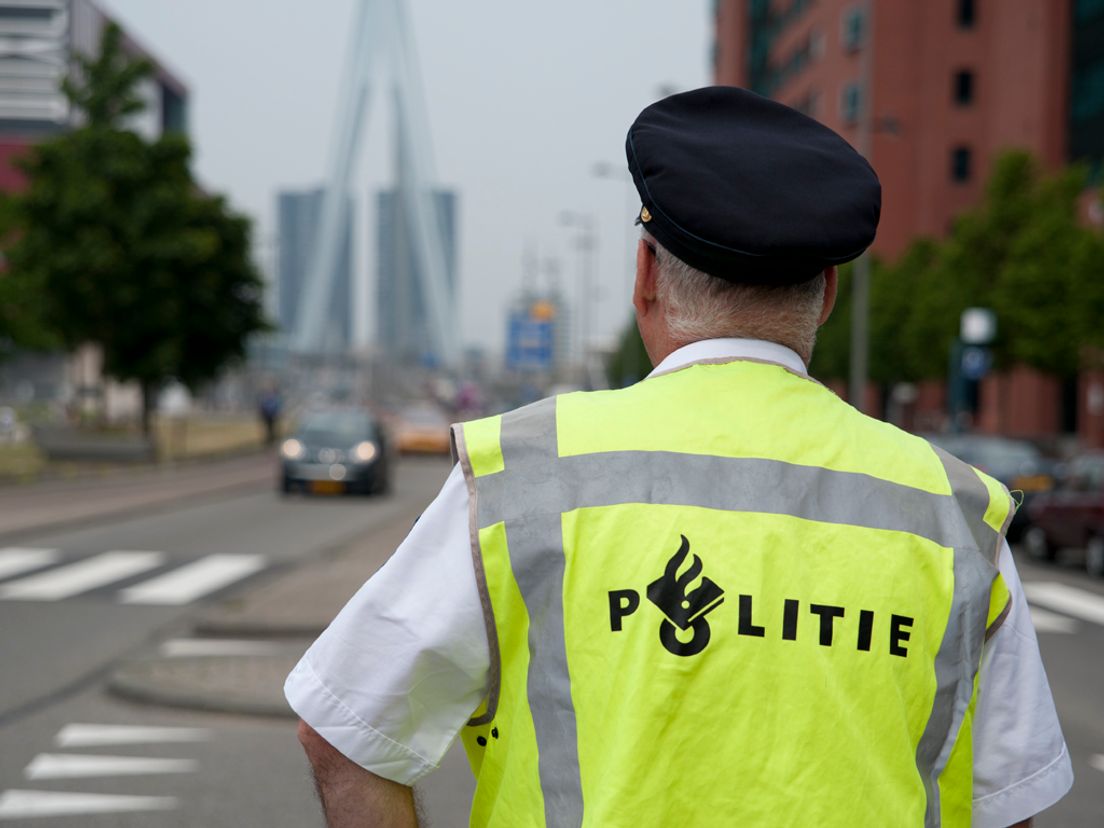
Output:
[{"xmin": 394, "ymin": 405, "xmax": 452, "ymax": 455}]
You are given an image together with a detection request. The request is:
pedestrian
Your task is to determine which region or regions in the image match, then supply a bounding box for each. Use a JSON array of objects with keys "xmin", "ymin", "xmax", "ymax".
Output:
[
  {"xmin": 258, "ymin": 385, "xmax": 281, "ymax": 446},
  {"xmin": 287, "ymin": 87, "xmax": 1072, "ymax": 827}
]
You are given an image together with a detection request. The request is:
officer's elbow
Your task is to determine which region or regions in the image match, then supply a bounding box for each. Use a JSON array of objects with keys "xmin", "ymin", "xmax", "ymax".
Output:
[{"xmin": 297, "ymin": 719, "xmax": 342, "ymax": 771}]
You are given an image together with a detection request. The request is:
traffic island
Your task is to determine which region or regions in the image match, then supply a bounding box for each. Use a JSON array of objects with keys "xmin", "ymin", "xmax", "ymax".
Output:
[{"xmin": 107, "ymin": 641, "xmax": 312, "ymax": 719}]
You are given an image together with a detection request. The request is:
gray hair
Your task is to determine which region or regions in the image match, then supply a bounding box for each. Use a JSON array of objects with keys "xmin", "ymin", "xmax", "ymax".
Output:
[{"xmin": 647, "ymin": 233, "xmax": 827, "ymax": 362}]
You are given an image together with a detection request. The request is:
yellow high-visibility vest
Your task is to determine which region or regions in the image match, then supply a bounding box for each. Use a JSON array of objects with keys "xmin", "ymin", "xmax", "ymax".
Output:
[{"xmin": 453, "ymin": 358, "xmax": 1013, "ymax": 828}]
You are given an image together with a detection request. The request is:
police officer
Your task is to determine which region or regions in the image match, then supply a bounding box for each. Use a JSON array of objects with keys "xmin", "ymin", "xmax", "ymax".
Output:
[{"xmin": 288, "ymin": 87, "xmax": 1072, "ymax": 827}]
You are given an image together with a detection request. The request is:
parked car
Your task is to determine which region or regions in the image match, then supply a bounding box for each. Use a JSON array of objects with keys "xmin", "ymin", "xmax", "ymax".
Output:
[
  {"xmin": 279, "ymin": 408, "xmax": 391, "ymax": 496},
  {"xmin": 925, "ymin": 434, "xmax": 1055, "ymax": 542},
  {"xmin": 393, "ymin": 404, "xmax": 451, "ymax": 455},
  {"xmin": 1024, "ymin": 452, "xmax": 1104, "ymax": 577}
]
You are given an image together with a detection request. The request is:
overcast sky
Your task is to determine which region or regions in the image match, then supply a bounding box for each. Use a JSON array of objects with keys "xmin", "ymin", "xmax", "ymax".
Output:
[{"xmin": 101, "ymin": 0, "xmax": 711, "ymax": 356}]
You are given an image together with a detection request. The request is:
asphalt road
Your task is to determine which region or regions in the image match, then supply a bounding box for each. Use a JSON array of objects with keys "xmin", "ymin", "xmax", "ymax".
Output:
[
  {"xmin": 0, "ymin": 454, "xmax": 1101, "ymax": 825},
  {"xmin": 1011, "ymin": 552, "xmax": 1104, "ymax": 827},
  {"xmin": 0, "ymin": 454, "xmax": 473, "ymax": 826}
]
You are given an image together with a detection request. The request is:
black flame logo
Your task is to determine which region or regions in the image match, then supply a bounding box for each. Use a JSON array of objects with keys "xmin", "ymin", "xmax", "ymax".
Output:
[{"xmin": 646, "ymin": 535, "xmax": 725, "ymax": 656}]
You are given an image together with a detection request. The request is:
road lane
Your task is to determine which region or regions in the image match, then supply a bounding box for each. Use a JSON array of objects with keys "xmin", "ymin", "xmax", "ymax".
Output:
[
  {"xmin": 1012, "ymin": 552, "xmax": 1104, "ymax": 826},
  {"xmin": 0, "ymin": 456, "xmax": 453, "ymax": 726},
  {"xmin": 0, "ymin": 686, "xmax": 475, "ymax": 828}
]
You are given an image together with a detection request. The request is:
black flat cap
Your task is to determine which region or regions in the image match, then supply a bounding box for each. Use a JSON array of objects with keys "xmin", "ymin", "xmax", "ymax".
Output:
[{"xmin": 626, "ymin": 86, "xmax": 881, "ymax": 284}]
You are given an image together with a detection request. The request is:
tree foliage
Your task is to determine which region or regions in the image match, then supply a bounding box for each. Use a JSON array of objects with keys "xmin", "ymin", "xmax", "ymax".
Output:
[
  {"xmin": 0, "ymin": 23, "xmax": 268, "ymax": 429},
  {"xmin": 812, "ymin": 150, "xmax": 1104, "ymax": 384},
  {"xmin": 606, "ymin": 312, "xmax": 652, "ymax": 388}
]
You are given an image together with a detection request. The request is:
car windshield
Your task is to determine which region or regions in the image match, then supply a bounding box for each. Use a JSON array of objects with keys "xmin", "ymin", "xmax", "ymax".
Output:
[
  {"xmin": 297, "ymin": 411, "xmax": 376, "ymax": 444},
  {"xmin": 926, "ymin": 435, "xmax": 1041, "ymax": 479},
  {"xmin": 963, "ymin": 440, "xmax": 1039, "ymax": 469},
  {"xmin": 1064, "ymin": 456, "xmax": 1104, "ymax": 490},
  {"xmin": 402, "ymin": 406, "xmax": 446, "ymax": 427}
]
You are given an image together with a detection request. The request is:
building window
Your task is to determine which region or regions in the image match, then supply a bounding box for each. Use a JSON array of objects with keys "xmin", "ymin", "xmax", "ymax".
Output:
[
  {"xmin": 954, "ymin": 70, "xmax": 974, "ymax": 105},
  {"xmin": 951, "ymin": 146, "xmax": 973, "ymax": 182},
  {"xmin": 810, "ymin": 27, "xmax": 825, "ymax": 59},
  {"xmin": 791, "ymin": 89, "xmax": 821, "ymax": 118},
  {"xmin": 841, "ymin": 82, "xmax": 863, "ymax": 124},
  {"xmin": 842, "ymin": 5, "xmax": 866, "ymax": 52},
  {"xmin": 958, "ymin": 0, "xmax": 976, "ymax": 28}
]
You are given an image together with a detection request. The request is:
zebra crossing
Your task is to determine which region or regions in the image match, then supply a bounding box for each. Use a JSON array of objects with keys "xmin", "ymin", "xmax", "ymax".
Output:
[
  {"xmin": 0, "ymin": 547, "xmax": 267, "ymax": 606},
  {"xmin": 0, "ymin": 723, "xmax": 210, "ymax": 820},
  {"xmin": 1026, "ymin": 580, "xmax": 1104, "ymax": 635}
]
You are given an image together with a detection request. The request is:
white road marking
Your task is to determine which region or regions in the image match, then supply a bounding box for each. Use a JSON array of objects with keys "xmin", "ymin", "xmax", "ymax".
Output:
[
  {"xmin": 55, "ymin": 724, "xmax": 210, "ymax": 748},
  {"xmin": 119, "ymin": 554, "xmax": 266, "ymax": 605},
  {"xmin": 1028, "ymin": 606, "xmax": 1079, "ymax": 634},
  {"xmin": 1023, "ymin": 582, "xmax": 1104, "ymax": 626},
  {"xmin": 1091, "ymin": 754, "xmax": 1104, "ymax": 774},
  {"xmin": 159, "ymin": 638, "xmax": 282, "ymax": 658},
  {"xmin": 0, "ymin": 551, "xmax": 164, "ymax": 601},
  {"xmin": 0, "ymin": 790, "xmax": 177, "ymax": 819},
  {"xmin": 24, "ymin": 753, "xmax": 197, "ymax": 780},
  {"xmin": 0, "ymin": 548, "xmax": 59, "ymax": 581}
]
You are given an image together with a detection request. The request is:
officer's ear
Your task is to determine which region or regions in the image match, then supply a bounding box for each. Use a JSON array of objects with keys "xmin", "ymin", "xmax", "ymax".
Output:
[
  {"xmin": 818, "ymin": 266, "xmax": 838, "ymax": 326},
  {"xmin": 633, "ymin": 239, "xmax": 659, "ymax": 318}
]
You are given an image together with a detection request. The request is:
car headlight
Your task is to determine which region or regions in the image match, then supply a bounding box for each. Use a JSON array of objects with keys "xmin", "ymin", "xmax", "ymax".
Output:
[
  {"xmin": 281, "ymin": 438, "xmax": 305, "ymax": 460},
  {"xmin": 352, "ymin": 441, "xmax": 378, "ymax": 463}
]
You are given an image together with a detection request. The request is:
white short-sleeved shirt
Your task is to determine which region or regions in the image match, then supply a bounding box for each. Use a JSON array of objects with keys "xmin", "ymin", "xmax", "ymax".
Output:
[{"xmin": 286, "ymin": 338, "xmax": 1073, "ymax": 826}]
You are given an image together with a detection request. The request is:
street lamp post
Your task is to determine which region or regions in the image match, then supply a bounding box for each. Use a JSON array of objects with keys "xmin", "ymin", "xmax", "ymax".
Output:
[
  {"xmin": 559, "ymin": 211, "xmax": 598, "ymax": 385},
  {"xmin": 592, "ymin": 162, "xmax": 636, "ymax": 302}
]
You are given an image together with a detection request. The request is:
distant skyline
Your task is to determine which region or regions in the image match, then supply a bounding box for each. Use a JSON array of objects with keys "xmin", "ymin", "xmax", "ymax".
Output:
[{"xmin": 101, "ymin": 0, "xmax": 711, "ymax": 356}]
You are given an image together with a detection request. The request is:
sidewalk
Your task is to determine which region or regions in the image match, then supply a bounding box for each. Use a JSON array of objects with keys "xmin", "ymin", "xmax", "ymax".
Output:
[
  {"xmin": 0, "ymin": 452, "xmax": 275, "ymax": 541},
  {"xmin": 107, "ymin": 494, "xmax": 427, "ymax": 718}
]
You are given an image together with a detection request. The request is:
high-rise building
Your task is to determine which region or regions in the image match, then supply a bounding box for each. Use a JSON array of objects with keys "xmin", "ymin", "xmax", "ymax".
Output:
[
  {"xmin": 713, "ymin": 0, "xmax": 1088, "ymax": 259},
  {"xmin": 276, "ymin": 189, "xmax": 354, "ymax": 352},
  {"xmin": 376, "ymin": 189, "xmax": 458, "ymax": 366},
  {"xmin": 0, "ymin": 0, "xmax": 189, "ymax": 193},
  {"xmin": 712, "ymin": 0, "xmax": 1104, "ymax": 442}
]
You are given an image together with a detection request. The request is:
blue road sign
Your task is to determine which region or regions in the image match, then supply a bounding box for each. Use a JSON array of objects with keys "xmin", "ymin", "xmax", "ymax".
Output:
[
  {"xmin": 961, "ymin": 346, "xmax": 991, "ymax": 381},
  {"xmin": 506, "ymin": 313, "xmax": 554, "ymax": 371}
]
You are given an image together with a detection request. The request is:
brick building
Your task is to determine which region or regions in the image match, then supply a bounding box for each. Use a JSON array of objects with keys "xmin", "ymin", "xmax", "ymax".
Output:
[
  {"xmin": 0, "ymin": 0, "xmax": 189, "ymax": 417},
  {"xmin": 0, "ymin": 0, "xmax": 188, "ymax": 186},
  {"xmin": 713, "ymin": 0, "xmax": 1104, "ymax": 444}
]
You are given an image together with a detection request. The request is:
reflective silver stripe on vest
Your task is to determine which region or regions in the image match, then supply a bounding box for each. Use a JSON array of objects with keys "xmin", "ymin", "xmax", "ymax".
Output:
[
  {"xmin": 496, "ymin": 398, "xmax": 584, "ymax": 828},
  {"xmin": 480, "ymin": 451, "xmax": 997, "ymax": 552},
  {"xmin": 475, "ymin": 400, "xmax": 1000, "ymax": 828},
  {"xmin": 913, "ymin": 449, "xmax": 1003, "ymax": 828}
]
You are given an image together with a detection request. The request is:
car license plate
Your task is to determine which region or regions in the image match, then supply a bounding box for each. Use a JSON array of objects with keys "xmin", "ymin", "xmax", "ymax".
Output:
[
  {"xmin": 310, "ymin": 480, "xmax": 344, "ymax": 495},
  {"xmin": 1011, "ymin": 475, "xmax": 1052, "ymax": 493}
]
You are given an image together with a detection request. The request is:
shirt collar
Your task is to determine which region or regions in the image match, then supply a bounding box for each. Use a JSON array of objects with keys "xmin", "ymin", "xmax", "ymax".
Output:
[{"xmin": 646, "ymin": 338, "xmax": 808, "ymax": 378}]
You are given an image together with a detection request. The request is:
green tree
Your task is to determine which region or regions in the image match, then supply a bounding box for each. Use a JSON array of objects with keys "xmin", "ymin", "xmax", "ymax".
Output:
[
  {"xmin": 1, "ymin": 23, "xmax": 267, "ymax": 433},
  {"xmin": 987, "ymin": 164, "xmax": 1090, "ymax": 377},
  {"xmin": 808, "ymin": 261, "xmax": 852, "ymax": 381},
  {"xmin": 611, "ymin": 150, "xmax": 1103, "ymax": 395},
  {"xmin": 816, "ymin": 151, "xmax": 1102, "ymax": 387},
  {"xmin": 606, "ymin": 313, "xmax": 652, "ymax": 388}
]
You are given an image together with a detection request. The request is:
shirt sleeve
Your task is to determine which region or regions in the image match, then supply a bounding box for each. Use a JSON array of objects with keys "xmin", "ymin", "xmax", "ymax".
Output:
[
  {"xmin": 284, "ymin": 463, "xmax": 490, "ymax": 785},
  {"xmin": 971, "ymin": 541, "xmax": 1074, "ymax": 827}
]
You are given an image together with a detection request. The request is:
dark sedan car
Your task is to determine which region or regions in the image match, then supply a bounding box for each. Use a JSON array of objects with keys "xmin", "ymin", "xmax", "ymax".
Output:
[
  {"xmin": 280, "ymin": 409, "xmax": 391, "ymax": 496},
  {"xmin": 1024, "ymin": 452, "xmax": 1104, "ymax": 577},
  {"xmin": 925, "ymin": 434, "xmax": 1055, "ymax": 543}
]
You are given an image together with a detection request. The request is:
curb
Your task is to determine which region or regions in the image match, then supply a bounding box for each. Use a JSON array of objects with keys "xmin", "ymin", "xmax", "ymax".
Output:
[
  {"xmin": 0, "ymin": 460, "xmax": 274, "ymax": 545},
  {"xmin": 0, "ymin": 444, "xmax": 270, "ymax": 489},
  {"xmin": 107, "ymin": 648, "xmax": 306, "ymax": 720}
]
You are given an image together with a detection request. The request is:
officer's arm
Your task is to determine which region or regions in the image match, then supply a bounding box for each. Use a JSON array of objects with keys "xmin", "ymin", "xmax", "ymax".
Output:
[{"xmin": 298, "ymin": 720, "xmax": 417, "ymax": 827}]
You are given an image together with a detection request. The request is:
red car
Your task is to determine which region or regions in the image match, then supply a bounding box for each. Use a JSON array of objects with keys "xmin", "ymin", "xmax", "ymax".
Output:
[{"xmin": 1024, "ymin": 452, "xmax": 1104, "ymax": 577}]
